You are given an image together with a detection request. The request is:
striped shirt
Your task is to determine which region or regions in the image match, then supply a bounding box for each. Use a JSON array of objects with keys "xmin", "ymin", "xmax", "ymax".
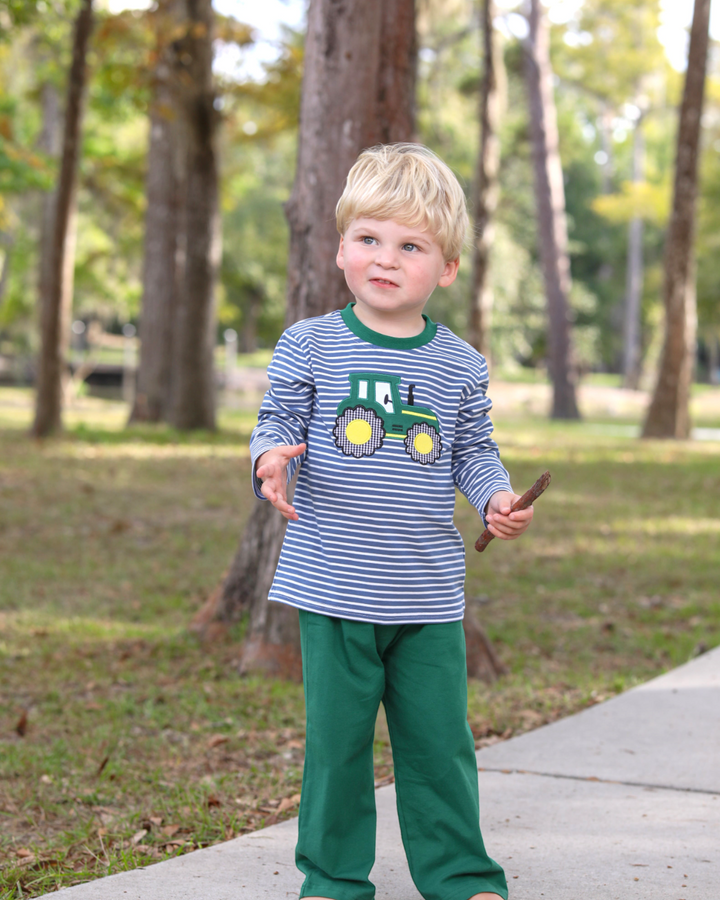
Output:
[{"xmin": 250, "ymin": 302, "xmax": 512, "ymax": 624}]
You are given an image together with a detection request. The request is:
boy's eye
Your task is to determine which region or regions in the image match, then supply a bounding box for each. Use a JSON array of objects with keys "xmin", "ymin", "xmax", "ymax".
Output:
[
  {"xmin": 402, "ymin": 243, "xmax": 418, "ymax": 252},
  {"xmin": 362, "ymin": 236, "xmax": 376, "ymax": 245}
]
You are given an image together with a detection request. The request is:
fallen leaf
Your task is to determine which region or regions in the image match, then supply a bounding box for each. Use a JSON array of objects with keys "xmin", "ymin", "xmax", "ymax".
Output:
[
  {"xmin": 110, "ymin": 519, "xmax": 130, "ymax": 534},
  {"xmin": 277, "ymin": 796, "xmax": 298, "ymax": 813},
  {"xmin": 40, "ymin": 774, "xmax": 52, "ymax": 785},
  {"xmin": 264, "ymin": 814, "xmax": 279, "ymax": 826},
  {"xmin": 86, "ymin": 702, "xmax": 102, "ymax": 711},
  {"xmin": 96, "ymin": 754, "xmax": 111, "ymax": 776},
  {"xmin": 207, "ymin": 794, "xmax": 221, "ymax": 808},
  {"xmin": 286, "ymin": 739, "xmax": 303, "ymax": 749},
  {"xmin": 15, "ymin": 709, "xmax": 28, "ymax": 737},
  {"xmin": 97, "ymin": 828, "xmax": 108, "ymax": 838},
  {"xmin": 162, "ymin": 824, "xmax": 180, "ymax": 837},
  {"xmin": 131, "ymin": 829, "xmax": 148, "ymax": 845},
  {"xmin": 16, "ymin": 848, "xmax": 33, "ymax": 858},
  {"xmin": 207, "ymin": 734, "xmax": 229, "ymax": 749},
  {"xmin": 149, "ymin": 816, "xmax": 163, "ymax": 826}
]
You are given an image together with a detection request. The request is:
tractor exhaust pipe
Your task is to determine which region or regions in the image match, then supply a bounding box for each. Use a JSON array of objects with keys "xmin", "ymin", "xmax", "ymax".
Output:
[{"xmin": 407, "ymin": 384, "xmax": 415, "ymax": 406}]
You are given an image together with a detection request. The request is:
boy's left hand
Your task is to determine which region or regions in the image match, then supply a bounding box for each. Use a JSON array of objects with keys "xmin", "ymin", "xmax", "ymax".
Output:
[{"xmin": 484, "ymin": 490, "xmax": 534, "ymax": 540}]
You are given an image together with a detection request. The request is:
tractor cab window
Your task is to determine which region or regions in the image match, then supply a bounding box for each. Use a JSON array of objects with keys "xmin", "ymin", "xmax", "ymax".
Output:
[
  {"xmin": 375, "ymin": 382, "xmax": 394, "ymax": 413},
  {"xmin": 357, "ymin": 380, "xmax": 368, "ymax": 400}
]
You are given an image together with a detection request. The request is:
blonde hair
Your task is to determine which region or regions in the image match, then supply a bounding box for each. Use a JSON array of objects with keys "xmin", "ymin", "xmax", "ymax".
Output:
[{"xmin": 335, "ymin": 143, "xmax": 468, "ymax": 262}]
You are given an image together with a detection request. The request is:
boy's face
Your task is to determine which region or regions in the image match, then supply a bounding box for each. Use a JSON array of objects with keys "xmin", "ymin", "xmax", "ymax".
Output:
[{"xmin": 336, "ymin": 217, "xmax": 459, "ymax": 325}]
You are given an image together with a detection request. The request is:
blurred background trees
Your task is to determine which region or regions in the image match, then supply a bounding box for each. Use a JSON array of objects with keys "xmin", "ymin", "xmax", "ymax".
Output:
[{"xmin": 0, "ymin": 0, "xmax": 718, "ymax": 423}]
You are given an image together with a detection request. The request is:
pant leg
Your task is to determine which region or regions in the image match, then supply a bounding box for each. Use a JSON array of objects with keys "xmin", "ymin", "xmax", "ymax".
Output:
[
  {"xmin": 296, "ymin": 610, "xmax": 385, "ymax": 900},
  {"xmin": 380, "ymin": 621, "xmax": 508, "ymax": 900}
]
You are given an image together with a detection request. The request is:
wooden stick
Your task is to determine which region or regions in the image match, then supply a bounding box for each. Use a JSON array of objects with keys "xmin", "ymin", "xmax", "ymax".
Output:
[{"xmin": 475, "ymin": 470, "xmax": 551, "ymax": 552}]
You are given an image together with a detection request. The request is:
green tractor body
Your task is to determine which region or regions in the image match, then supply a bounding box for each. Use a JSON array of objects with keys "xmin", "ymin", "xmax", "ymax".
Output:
[{"xmin": 334, "ymin": 372, "xmax": 443, "ymax": 464}]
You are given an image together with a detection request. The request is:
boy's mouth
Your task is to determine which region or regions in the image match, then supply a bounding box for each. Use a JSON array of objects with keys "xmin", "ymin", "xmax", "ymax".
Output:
[{"xmin": 370, "ymin": 278, "xmax": 399, "ymax": 288}]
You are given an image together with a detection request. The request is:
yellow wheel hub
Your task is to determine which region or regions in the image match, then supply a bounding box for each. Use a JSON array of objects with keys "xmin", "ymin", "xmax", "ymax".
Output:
[
  {"xmin": 414, "ymin": 432, "xmax": 434, "ymax": 455},
  {"xmin": 345, "ymin": 419, "xmax": 372, "ymax": 445}
]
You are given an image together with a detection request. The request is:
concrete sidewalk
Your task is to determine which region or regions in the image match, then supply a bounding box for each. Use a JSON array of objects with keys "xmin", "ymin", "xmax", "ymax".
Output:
[{"xmin": 49, "ymin": 646, "xmax": 720, "ymax": 899}]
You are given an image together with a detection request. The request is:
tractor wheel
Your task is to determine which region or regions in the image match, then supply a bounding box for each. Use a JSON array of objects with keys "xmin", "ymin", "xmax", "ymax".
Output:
[
  {"xmin": 333, "ymin": 406, "xmax": 384, "ymax": 458},
  {"xmin": 404, "ymin": 422, "xmax": 442, "ymax": 465}
]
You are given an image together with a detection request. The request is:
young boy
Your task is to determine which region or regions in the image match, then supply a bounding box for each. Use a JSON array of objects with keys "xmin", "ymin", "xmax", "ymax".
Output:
[{"xmin": 251, "ymin": 143, "xmax": 533, "ymax": 900}]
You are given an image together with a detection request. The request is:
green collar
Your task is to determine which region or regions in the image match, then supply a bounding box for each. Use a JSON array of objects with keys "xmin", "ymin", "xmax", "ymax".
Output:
[{"xmin": 340, "ymin": 302, "xmax": 437, "ymax": 349}]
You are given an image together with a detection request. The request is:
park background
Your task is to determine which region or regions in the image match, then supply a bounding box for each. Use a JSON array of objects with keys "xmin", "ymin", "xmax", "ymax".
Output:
[{"xmin": 0, "ymin": 0, "xmax": 719, "ymax": 895}]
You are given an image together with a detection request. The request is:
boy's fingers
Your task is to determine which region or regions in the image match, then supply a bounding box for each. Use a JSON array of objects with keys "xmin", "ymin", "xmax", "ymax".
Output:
[
  {"xmin": 488, "ymin": 523, "xmax": 520, "ymax": 540},
  {"xmin": 261, "ymin": 482, "xmax": 284, "ymax": 503},
  {"xmin": 279, "ymin": 442, "xmax": 307, "ymax": 459}
]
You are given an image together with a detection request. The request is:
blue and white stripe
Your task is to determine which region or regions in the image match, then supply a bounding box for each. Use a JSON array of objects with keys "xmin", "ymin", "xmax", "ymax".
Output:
[{"xmin": 250, "ymin": 304, "xmax": 512, "ymax": 624}]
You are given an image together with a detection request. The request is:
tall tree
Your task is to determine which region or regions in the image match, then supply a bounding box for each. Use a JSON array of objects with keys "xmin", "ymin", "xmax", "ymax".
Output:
[
  {"xmin": 523, "ymin": 0, "xmax": 580, "ymax": 419},
  {"xmin": 555, "ymin": 0, "xmax": 665, "ymax": 383},
  {"xmin": 622, "ymin": 111, "xmax": 645, "ymax": 389},
  {"xmin": 32, "ymin": 0, "xmax": 94, "ymax": 437},
  {"xmin": 192, "ymin": 0, "xmax": 418, "ymax": 677},
  {"xmin": 168, "ymin": 0, "xmax": 220, "ymax": 431},
  {"xmin": 642, "ymin": 0, "xmax": 711, "ymax": 439},
  {"xmin": 129, "ymin": 0, "xmax": 184, "ymax": 423},
  {"xmin": 468, "ymin": 0, "xmax": 504, "ymax": 359}
]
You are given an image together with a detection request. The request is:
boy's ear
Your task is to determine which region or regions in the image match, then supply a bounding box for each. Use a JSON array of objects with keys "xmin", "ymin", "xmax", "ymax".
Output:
[
  {"xmin": 336, "ymin": 236, "xmax": 345, "ymax": 270},
  {"xmin": 438, "ymin": 258, "xmax": 460, "ymax": 288}
]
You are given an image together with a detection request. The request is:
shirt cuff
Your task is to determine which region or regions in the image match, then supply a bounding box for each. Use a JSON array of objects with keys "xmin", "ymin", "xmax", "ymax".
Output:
[{"xmin": 250, "ymin": 436, "xmax": 285, "ymax": 500}]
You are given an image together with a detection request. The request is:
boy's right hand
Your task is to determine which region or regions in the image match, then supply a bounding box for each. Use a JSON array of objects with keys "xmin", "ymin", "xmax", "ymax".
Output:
[{"xmin": 255, "ymin": 443, "xmax": 307, "ymax": 521}]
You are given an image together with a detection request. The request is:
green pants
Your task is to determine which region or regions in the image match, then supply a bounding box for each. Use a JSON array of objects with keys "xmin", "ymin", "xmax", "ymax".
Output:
[{"xmin": 296, "ymin": 610, "xmax": 508, "ymax": 900}]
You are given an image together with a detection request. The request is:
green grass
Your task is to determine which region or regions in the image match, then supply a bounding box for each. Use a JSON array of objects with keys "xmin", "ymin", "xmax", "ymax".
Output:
[{"xmin": 1, "ymin": 386, "xmax": 719, "ymax": 895}]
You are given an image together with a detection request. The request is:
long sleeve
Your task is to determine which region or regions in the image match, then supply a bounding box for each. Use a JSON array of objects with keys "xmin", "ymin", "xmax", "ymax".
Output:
[
  {"xmin": 250, "ymin": 330, "xmax": 315, "ymax": 500},
  {"xmin": 451, "ymin": 368, "xmax": 512, "ymax": 524}
]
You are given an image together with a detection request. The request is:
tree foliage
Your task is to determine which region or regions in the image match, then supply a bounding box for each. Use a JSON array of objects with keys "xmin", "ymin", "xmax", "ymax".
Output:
[{"xmin": 0, "ymin": 0, "xmax": 718, "ymax": 389}]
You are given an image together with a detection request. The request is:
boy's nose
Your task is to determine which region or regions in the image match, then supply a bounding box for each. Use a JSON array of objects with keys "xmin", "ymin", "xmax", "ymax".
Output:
[{"xmin": 374, "ymin": 246, "xmax": 399, "ymax": 267}]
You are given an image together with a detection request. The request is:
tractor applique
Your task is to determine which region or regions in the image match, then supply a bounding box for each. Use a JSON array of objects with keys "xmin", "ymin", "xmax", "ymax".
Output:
[{"xmin": 333, "ymin": 372, "xmax": 442, "ymax": 465}]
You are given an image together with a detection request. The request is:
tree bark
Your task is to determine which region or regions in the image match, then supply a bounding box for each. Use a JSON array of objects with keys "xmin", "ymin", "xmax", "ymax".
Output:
[
  {"xmin": 622, "ymin": 116, "xmax": 645, "ymax": 390},
  {"xmin": 196, "ymin": 0, "xmax": 418, "ymax": 678},
  {"xmin": 32, "ymin": 0, "xmax": 93, "ymax": 437},
  {"xmin": 283, "ymin": 0, "xmax": 417, "ymax": 325},
  {"xmin": 642, "ymin": 0, "xmax": 710, "ymax": 439},
  {"xmin": 708, "ymin": 332, "xmax": 719, "ymax": 385},
  {"xmin": 523, "ymin": 0, "xmax": 580, "ymax": 420},
  {"xmin": 168, "ymin": 0, "xmax": 220, "ymax": 431},
  {"xmin": 469, "ymin": 0, "xmax": 504, "ymax": 359},
  {"xmin": 464, "ymin": 604, "xmax": 507, "ymax": 682},
  {"xmin": 129, "ymin": 0, "xmax": 184, "ymax": 424},
  {"xmin": 0, "ymin": 234, "xmax": 13, "ymax": 307}
]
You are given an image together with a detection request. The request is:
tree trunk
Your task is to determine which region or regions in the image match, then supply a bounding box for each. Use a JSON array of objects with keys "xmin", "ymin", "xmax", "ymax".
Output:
[
  {"xmin": 32, "ymin": 0, "xmax": 93, "ymax": 438},
  {"xmin": 195, "ymin": 0, "xmax": 418, "ymax": 678},
  {"xmin": 642, "ymin": 0, "xmax": 710, "ymax": 439},
  {"xmin": 468, "ymin": 0, "xmax": 504, "ymax": 359},
  {"xmin": 523, "ymin": 0, "xmax": 580, "ymax": 420},
  {"xmin": 622, "ymin": 117, "xmax": 645, "ymax": 390},
  {"xmin": 168, "ymin": 0, "xmax": 219, "ymax": 431},
  {"xmin": 597, "ymin": 104, "xmax": 614, "ymax": 195},
  {"xmin": 464, "ymin": 604, "xmax": 507, "ymax": 683},
  {"xmin": 0, "ymin": 235, "xmax": 12, "ymax": 306},
  {"xmin": 708, "ymin": 332, "xmax": 719, "ymax": 385},
  {"xmin": 241, "ymin": 287, "xmax": 262, "ymax": 353},
  {"xmin": 129, "ymin": 0, "xmax": 184, "ymax": 424},
  {"xmin": 283, "ymin": 0, "xmax": 417, "ymax": 325}
]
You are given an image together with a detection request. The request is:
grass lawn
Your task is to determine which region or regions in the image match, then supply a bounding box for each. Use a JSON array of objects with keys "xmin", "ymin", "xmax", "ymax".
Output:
[{"xmin": 1, "ymin": 385, "xmax": 719, "ymax": 897}]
